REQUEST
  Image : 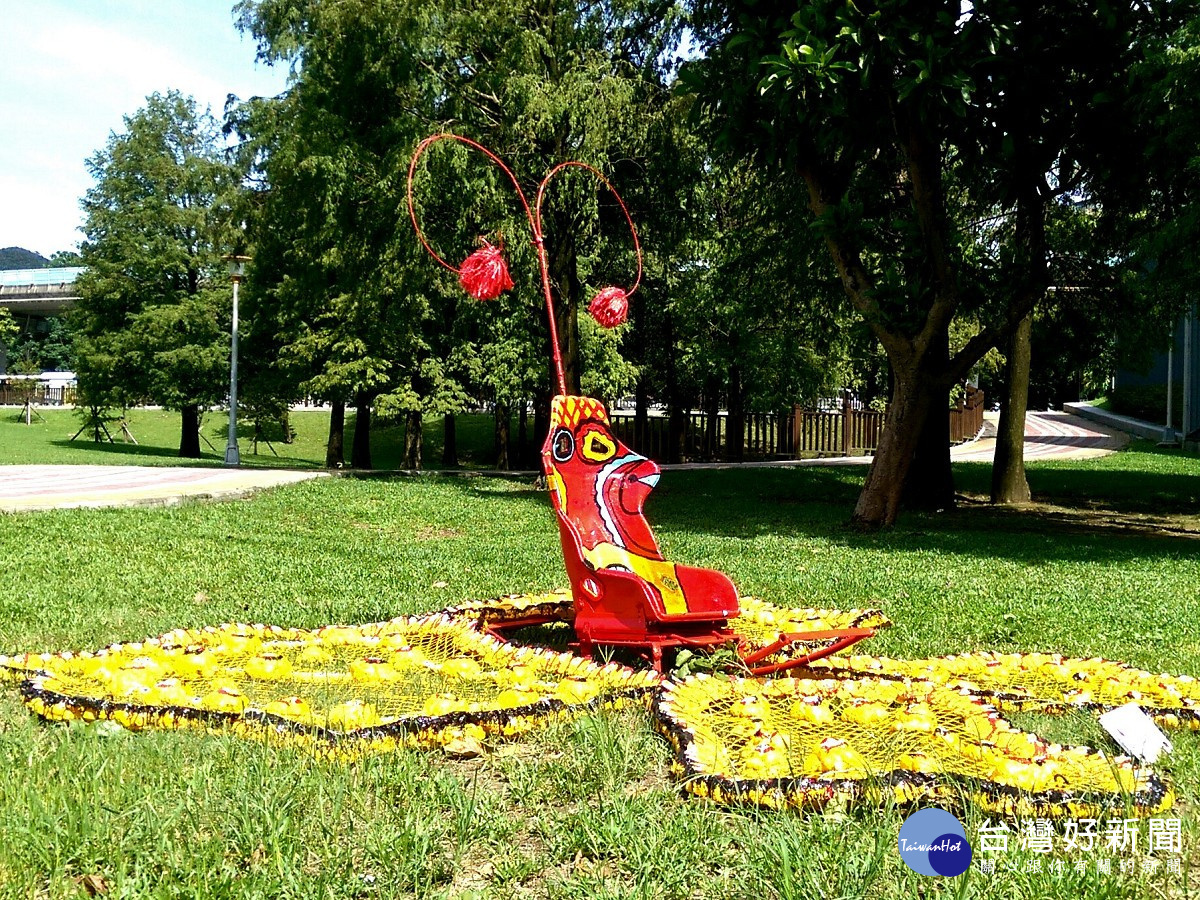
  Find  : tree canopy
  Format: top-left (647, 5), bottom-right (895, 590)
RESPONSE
top-left (685, 0), bottom-right (1195, 525)
top-left (73, 91), bottom-right (242, 457)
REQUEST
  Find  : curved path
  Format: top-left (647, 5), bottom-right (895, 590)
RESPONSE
top-left (950, 410), bottom-right (1127, 463)
top-left (0, 411), bottom-right (1127, 512)
top-left (0, 466), bottom-right (325, 513)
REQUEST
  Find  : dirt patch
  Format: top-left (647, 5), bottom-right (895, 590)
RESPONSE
top-left (956, 493), bottom-right (1200, 541)
top-left (415, 525), bottom-right (464, 541)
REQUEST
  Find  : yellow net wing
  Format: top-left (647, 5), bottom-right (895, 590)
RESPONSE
top-left (18, 614), bottom-right (659, 759)
top-left (654, 673), bottom-right (1172, 817)
top-left (442, 590), bottom-right (575, 628)
top-left (809, 652), bottom-right (1200, 730)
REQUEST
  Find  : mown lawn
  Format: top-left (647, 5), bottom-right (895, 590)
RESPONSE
top-left (0, 443), bottom-right (1197, 898)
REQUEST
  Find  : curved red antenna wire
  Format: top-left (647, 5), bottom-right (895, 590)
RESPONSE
top-left (408, 135), bottom-right (639, 396)
top-left (408, 133), bottom-right (567, 395)
top-left (406, 133), bottom-right (536, 274)
top-left (535, 161), bottom-right (643, 296)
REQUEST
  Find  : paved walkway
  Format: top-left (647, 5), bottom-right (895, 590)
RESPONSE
top-left (950, 410), bottom-right (1128, 463)
top-left (0, 410), bottom-right (1127, 512)
top-left (0, 466), bottom-right (326, 512)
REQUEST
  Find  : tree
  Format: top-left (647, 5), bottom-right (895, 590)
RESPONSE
top-left (688, 0), bottom-right (1191, 526)
top-left (236, 0), bottom-right (686, 470)
top-left (228, 16), bottom-right (436, 471)
top-left (0, 309), bottom-right (17, 359)
top-left (74, 91), bottom-right (241, 458)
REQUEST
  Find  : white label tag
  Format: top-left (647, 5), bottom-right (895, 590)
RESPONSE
top-left (1099, 703), bottom-right (1173, 763)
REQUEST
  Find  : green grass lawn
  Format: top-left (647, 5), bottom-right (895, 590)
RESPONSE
top-left (0, 444), bottom-right (1197, 897)
top-left (0, 406), bottom-right (512, 471)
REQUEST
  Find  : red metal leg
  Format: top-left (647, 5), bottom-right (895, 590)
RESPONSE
top-left (741, 628), bottom-right (876, 676)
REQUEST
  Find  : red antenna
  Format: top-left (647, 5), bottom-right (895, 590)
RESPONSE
top-left (407, 133), bottom-right (641, 397)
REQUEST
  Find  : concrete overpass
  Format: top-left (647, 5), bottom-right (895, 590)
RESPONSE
top-left (0, 267), bottom-right (83, 317)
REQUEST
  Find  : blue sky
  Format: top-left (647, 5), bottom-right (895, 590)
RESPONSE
top-left (0, 1), bottom-right (291, 259)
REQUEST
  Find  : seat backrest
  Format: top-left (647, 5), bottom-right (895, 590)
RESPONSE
top-left (541, 395), bottom-right (663, 561)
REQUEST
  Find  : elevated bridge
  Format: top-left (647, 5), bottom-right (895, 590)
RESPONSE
top-left (0, 267), bottom-right (83, 316)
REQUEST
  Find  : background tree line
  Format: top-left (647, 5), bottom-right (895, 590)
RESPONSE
top-left (63, 0), bottom-right (1200, 527)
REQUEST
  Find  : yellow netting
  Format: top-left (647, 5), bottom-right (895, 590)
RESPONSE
top-left (4, 596), bottom-right (1190, 818)
top-left (654, 673), bottom-right (1172, 817)
top-left (442, 590), bottom-right (576, 628)
top-left (14, 615), bottom-right (659, 758)
top-left (808, 652), bottom-right (1200, 730)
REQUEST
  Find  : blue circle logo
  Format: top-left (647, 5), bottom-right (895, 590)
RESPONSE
top-left (898, 808), bottom-right (972, 877)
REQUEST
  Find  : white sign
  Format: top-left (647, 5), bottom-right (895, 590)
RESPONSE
top-left (1099, 703), bottom-right (1173, 763)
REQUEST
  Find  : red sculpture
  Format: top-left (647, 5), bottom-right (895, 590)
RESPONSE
top-left (408, 133), bottom-right (874, 671)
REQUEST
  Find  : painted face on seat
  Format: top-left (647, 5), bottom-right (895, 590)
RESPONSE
top-left (543, 397), bottom-right (662, 559)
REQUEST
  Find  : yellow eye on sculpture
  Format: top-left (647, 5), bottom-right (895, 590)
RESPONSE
top-left (580, 428), bottom-right (616, 462)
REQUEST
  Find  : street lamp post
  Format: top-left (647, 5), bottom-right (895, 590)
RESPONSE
top-left (223, 255), bottom-right (251, 467)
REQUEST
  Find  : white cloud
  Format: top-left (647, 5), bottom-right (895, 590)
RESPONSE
top-left (0, 2), bottom-right (287, 257)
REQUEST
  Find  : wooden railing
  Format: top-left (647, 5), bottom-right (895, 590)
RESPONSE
top-left (0, 382), bottom-right (76, 407)
top-left (610, 388), bottom-right (984, 462)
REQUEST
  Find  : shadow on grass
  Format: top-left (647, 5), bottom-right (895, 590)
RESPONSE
top-left (334, 444), bottom-right (1200, 568)
top-left (48, 438), bottom-right (218, 464)
top-left (426, 461), bottom-right (1200, 565)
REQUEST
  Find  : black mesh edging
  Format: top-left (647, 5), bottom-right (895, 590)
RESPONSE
top-left (19, 678), bottom-right (659, 752)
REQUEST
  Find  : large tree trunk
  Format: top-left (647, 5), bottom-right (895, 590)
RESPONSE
top-left (179, 404), bottom-right (201, 459)
top-left (851, 372), bottom-right (936, 528)
top-left (494, 402), bottom-right (511, 470)
top-left (726, 366), bottom-right (745, 462)
top-left (351, 393), bottom-right (372, 469)
top-left (442, 412), bottom-right (458, 468)
top-left (635, 379), bottom-right (649, 453)
top-left (533, 393), bottom-right (549, 457)
top-left (325, 401), bottom-right (345, 468)
top-left (904, 383), bottom-right (955, 511)
top-left (704, 380), bottom-right (720, 461)
top-left (403, 409), bottom-right (423, 470)
top-left (550, 218), bottom-right (582, 394)
top-left (992, 310), bottom-right (1033, 503)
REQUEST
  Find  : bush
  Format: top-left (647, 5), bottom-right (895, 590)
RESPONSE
top-left (1109, 384), bottom-right (1183, 426)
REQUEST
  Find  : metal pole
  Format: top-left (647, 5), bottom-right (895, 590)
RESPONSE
top-left (1163, 337), bottom-right (1175, 444)
top-left (224, 274), bottom-right (241, 466)
top-left (1183, 307), bottom-right (1194, 445)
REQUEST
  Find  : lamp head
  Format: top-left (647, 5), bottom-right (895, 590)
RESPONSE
top-left (223, 254), bottom-right (252, 280)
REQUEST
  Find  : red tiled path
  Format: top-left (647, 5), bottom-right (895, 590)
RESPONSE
top-left (0, 465), bottom-right (326, 512)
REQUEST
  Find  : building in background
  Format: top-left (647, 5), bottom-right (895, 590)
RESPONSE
top-left (0, 267), bottom-right (82, 374)
top-left (1115, 306), bottom-right (1200, 448)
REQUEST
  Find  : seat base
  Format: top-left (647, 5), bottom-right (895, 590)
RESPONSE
top-left (574, 628), bottom-right (737, 672)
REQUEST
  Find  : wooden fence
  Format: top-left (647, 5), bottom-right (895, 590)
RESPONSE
top-left (610, 389), bottom-right (984, 462)
top-left (0, 381), bottom-right (76, 407)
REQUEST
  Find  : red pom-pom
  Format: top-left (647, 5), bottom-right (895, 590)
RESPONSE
top-left (588, 286), bottom-right (629, 328)
top-left (458, 242), bottom-right (514, 300)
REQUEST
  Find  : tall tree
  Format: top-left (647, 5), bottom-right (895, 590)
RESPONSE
top-left (74, 91), bottom-right (240, 457)
top-left (688, 0), bottom-right (1191, 526)
top-left (237, 0), bottom-right (684, 467)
